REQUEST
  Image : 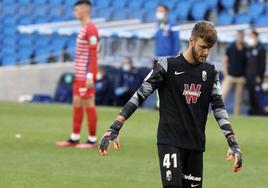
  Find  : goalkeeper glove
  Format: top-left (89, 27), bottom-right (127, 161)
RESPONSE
top-left (226, 135), bottom-right (242, 173)
top-left (99, 120), bottom-right (122, 156)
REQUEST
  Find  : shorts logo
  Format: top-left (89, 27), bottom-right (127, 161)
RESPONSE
top-left (202, 71), bottom-right (207, 81)
top-left (183, 84), bottom-right (202, 104)
top-left (182, 174), bottom-right (202, 182)
top-left (166, 170), bottom-right (172, 181)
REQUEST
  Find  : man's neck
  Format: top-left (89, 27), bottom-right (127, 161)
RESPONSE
top-left (183, 49), bottom-right (195, 65)
top-left (81, 16), bottom-right (90, 25)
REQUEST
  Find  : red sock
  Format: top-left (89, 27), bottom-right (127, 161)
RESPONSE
top-left (72, 107), bottom-right (84, 134)
top-left (86, 107), bottom-right (97, 136)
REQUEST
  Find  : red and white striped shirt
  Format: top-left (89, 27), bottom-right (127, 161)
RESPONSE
top-left (74, 21), bottom-right (99, 81)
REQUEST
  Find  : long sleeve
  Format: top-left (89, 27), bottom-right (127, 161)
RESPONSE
top-left (210, 69), bottom-right (235, 138)
top-left (119, 58), bottom-right (168, 120)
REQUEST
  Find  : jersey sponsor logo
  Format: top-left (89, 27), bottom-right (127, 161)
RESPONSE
top-left (166, 170), bottom-right (172, 181)
top-left (182, 174), bottom-right (202, 182)
top-left (175, 71), bottom-right (184, 75)
top-left (191, 183), bottom-right (200, 187)
top-left (202, 71), bottom-right (207, 81)
top-left (183, 84), bottom-right (202, 104)
top-left (89, 36), bottom-right (97, 45)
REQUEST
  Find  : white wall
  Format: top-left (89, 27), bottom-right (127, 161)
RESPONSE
top-left (0, 63), bottom-right (74, 101)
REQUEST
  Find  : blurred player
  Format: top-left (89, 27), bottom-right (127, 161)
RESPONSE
top-left (56, 0), bottom-right (99, 148)
top-left (99, 21), bottom-right (242, 188)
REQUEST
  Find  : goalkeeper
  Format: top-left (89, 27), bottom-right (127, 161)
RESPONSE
top-left (99, 21), bottom-right (242, 188)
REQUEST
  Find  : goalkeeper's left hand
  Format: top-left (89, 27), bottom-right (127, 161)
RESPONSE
top-left (226, 135), bottom-right (243, 173)
top-left (98, 120), bottom-right (122, 156)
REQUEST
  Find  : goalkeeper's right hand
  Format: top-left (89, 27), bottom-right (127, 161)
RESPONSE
top-left (98, 120), bottom-right (122, 156)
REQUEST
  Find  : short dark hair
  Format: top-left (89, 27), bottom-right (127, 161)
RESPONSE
top-left (191, 21), bottom-right (217, 48)
top-left (74, 0), bottom-right (91, 7)
top-left (157, 4), bottom-right (169, 12)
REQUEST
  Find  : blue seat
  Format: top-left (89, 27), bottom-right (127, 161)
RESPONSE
top-left (51, 37), bottom-right (67, 53)
top-left (220, 0), bottom-right (235, 9)
top-left (254, 14), bottom-right (268, 26)
top-left (97, 8), bottom-right (113, 20)
top-left (32, 5), bottom-right (47, 17)
top-left (32, 0), bottom-right (47, 4)
top-left (1, 4), bottom-right (17, 15)
top-left (2, 36), bottom-right (16, 47)
top-left (64, 0), bottom-right (75, 5)
top-left (162, 0), bottom-right (177, 11)
top-left (112, 9), bottom-right (129, 20)
top-left (2, 56), bottom-right (16, 66)
top-left (18, 16), bottom-right (33, 25)
top-left (176, 1), bottom-right (191, 21)
top-left (144, 0), bottom-right (159, 10)
top-left (18, 48), bottom-right (33, 64)
top-left (17, 0), bottom-right (31, 4)
top-left (96, 0), bottom-right (111, 8)
top-left (129, 9), bottom-right (146, 21)
top-left (34, 37), bottom-right (50, 48)
top-left (3, 16), bottom-right (17, 26)
top-left (49, 5), bottom-right (62, 18)
top-left (34, 16), bottom-right (49, 24)
top-left (18, 36), bottom-right (33, 47)
top-left (47, 0), bottom-right (62, 5)
top-left (234, 13), bottom-right (251, 24)
top-left (206, 0), bottom-right (218, 10)
top-left (127, 0), bottom-right (144, 9)
top-left (34, 48), bottom-right (51, 64)
top-left (145, 11), bottom-right (156, 22)
top-left (215, 11), bottom-right (233, 25)
top-left (191, 1), bottom-right (208, 20)
top-left (112, 0), bottom-right (128, 8)
top-left (49, 16), bottom-right (63, 22)
top-left (3, 27), bottom-right (16, 36)
top-left (2, 0), bottom-right (16, 3)
top-left (248, 2), bottom-right (265, 19)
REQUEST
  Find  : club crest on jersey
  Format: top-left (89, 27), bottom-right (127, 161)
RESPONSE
top-left (183, 84), bottom-right (202, 104)
top-left (202, 71), bottom-right (207, 81)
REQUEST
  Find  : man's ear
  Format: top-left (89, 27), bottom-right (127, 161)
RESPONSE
top-left (189, 37), bottom-right (195, 47)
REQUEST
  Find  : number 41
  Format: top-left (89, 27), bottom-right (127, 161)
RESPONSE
top-left (163, 153), bottom-right (177, 168)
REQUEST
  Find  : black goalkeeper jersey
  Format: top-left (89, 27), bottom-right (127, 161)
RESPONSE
top-left (156, 55), bottom-right (215, 151)
top-left (120, 54), bottom-right (234, 152)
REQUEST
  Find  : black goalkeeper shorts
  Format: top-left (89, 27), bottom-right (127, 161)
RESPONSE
top-left (158, 144), bottom-right (203, 188)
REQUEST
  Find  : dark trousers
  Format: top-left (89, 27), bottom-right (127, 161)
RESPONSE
top-left (246, 79), bottom-right (261, 115)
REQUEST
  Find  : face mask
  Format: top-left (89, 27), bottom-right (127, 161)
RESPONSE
top-left (262, 83), bottom-right (268, 91)
top-left (247, 37), bottom-right (257, 47)
top-left (97, 73), bottom-right (103, 80)
top-left (156, 12), bottom-right (165, 21)
top-left (122, 64), bottom-right (131, 72)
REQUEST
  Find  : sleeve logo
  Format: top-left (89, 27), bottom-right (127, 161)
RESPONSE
top-left (89, 36), bottom-right (98, 45)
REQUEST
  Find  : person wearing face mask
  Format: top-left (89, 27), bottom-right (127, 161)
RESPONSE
top-left (245, 30), bottom-right (266, 115)
top-left (155, 4), bottom-right (180, 58)
top-left (114, 57), bottom-right (141, 106)
top-left (221, 30), bottom-right (247, 115)
top-left (95, 67), bottom-right (111, 105)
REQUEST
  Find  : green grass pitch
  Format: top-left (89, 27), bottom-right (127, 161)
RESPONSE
top-left (0, 102), bottom-right (268, 188)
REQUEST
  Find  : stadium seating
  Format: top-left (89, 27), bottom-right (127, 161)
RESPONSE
top-left (215, 11), bottom-right (233, 25)
top-left (190, 1), bottom-right (208, 20)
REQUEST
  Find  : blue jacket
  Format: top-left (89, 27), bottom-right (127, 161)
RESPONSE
top-left (155, 20), bottom-right (180, 57)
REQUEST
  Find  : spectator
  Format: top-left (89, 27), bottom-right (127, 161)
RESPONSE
top-left (221, 30), bottom-right (247, 115)
top-left (95, 67), bottom-right (111, 105)
top-left (246, 30), bottom-right (266, 115)
top-left (114, 57), bottom-right (140, 106)
top-left (155, 4), bottom-right (180, 58)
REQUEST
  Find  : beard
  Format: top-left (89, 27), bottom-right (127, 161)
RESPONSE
top-left (191, 47), bottom-right (206, 64)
